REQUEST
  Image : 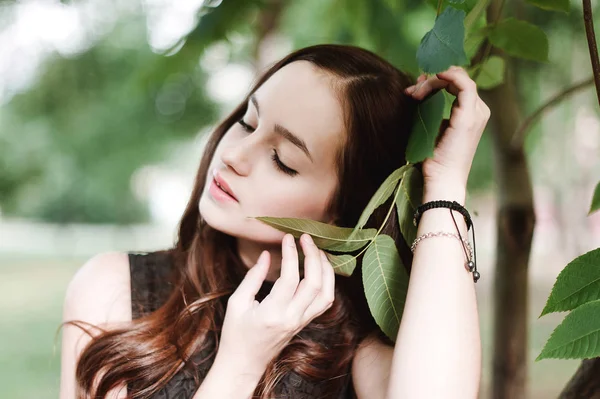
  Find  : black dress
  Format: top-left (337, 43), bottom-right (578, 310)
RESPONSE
top-left (128, 252), bottom-right (355, 398)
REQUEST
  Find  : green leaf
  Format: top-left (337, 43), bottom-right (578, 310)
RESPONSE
top-left (488, 18), bottom-right (549, 62)
top-left (442, 90), bottom-right (456, 120)
top-left (255, 217), bottom-right (377, 252)
top-left (464, 0), bottom-right (491, 33)
top-left (406, 91), bottom-right (446, 163)
top-left (326, 253), bottom-right (357, 277)
top-left (416, 7), bottom-right (468, 74)
top-left (362, 234), bottom-right (410, 342)
top-left (540, 248), bottom-right (600, 316)
top-left (353, 165), bottom-right (411, 231)
top-left (425, 0), bottom-right (469, 13)
top-left (473, 55), bottom-right (505, 89)
top-left (464, 27), bottom-right (487, 60)
top-left (383, 0), bottom-right (402, 11)
top-left (525, 0), bottom-right (570, 13)
top-left (537, 299), bottom-right (600, 360)
top-left (589, 181), bottom-right (600, 215)
top-left (396, 166), bottom-right (424, 245)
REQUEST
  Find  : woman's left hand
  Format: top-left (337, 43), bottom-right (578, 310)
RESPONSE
top-left (404, 66), bottom-right (491, 192)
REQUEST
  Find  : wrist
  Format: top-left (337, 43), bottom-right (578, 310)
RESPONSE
top-left (198, 355), bottom-right (263, 399)
top-left (422, 180), bottom-right (467, 204)
top-left (212, 351), bottom-right (266, 385)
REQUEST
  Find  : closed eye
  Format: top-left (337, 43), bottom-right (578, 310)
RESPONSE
top-left (236, 119), bottom-right (298, 176)
top-left (238, 119), bottom-right (254, 133)
top-left (271, 150), bottom-right (298, 176)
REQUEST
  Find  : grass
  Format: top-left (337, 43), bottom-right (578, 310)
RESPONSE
top-left (0, 255), bottom-right (583, 398)
top-left (1, 256), bottom-right (83, 399)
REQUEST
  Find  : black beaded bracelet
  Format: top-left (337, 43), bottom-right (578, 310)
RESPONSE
top-left (412, 200), bottom-right (480, 283)
top-left (413, 200), bottom-right (472, 230)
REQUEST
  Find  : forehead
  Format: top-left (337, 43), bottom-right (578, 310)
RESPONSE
top-left (252, 61), bottom-right (345, 165)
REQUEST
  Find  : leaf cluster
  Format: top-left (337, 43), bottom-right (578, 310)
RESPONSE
top-left (537, 183), bottom-right (600, 361)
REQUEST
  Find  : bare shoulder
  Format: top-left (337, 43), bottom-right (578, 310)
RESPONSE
top-left (352, 332), bottom-right (394, 399)
top-left (63, 252), bottom-right (132, 326)
top-left (60, 252), bottom-right (132, 399)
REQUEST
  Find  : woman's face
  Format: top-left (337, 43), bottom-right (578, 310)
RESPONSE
top-left (199, 61), bottom-right (345, 244)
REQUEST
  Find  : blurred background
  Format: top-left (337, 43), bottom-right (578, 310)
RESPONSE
top-left (1, 0), bottom-right (600, 397)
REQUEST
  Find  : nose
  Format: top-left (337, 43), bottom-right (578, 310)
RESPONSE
top-left (219, 137), bottom-right (255, 176)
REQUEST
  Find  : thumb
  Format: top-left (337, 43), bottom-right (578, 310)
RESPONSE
top-left (235, 251), bottom-right (270, 301)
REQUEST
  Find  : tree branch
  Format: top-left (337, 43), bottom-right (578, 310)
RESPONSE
top-left (510, 77), bottom-right (595, 148)
top-left (583, 0), bottom-right (600, 108)
top-left (556, 5), bottom-right (600, 397)
top-left (556, 4), bottom-right (600, 397)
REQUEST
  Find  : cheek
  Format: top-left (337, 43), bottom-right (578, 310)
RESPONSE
top-left (212, 131), bottom-right (236, 158)
top-left (256, 180), bottom-right (336, 221)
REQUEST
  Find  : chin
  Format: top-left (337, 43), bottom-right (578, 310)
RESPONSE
top-left (198, 194), bottom-right (285, 244)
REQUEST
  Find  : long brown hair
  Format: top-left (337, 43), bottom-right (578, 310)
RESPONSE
top-left (74, 44), bottom-right (418, 398)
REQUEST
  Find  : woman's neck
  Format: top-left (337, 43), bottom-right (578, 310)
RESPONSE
top-left (236, 237), bottom-right (284, 282)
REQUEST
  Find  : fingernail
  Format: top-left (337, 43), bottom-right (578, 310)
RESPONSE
top-left (258, 250), bottom-right (268, 264)
top-left (405, 86), bottom-right (415, 94)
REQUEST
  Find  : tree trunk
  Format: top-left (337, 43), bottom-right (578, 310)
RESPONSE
top-left (559, 358), bottom-right (600, 398)
top-left (482, 1), bottom-right (536, 394)
top-left (482, 62), bottom-right (535, 399)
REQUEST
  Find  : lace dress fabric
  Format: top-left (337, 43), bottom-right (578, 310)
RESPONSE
top-left (128, 252), bottom-right (355, 399)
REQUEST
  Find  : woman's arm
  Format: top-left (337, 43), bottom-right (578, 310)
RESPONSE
top-left (386, 67), bottom-right (488, 398)
top-left (352, 186), bottom-right (478, 399)
top-left (60, 252), bottom-right (132, 399)
top-left (353, 67), bottom-right (488, 399)
top-left (386, 184), bottom-right (481, 398)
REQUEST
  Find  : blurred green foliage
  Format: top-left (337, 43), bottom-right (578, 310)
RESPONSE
top-left (2, 0), bottom-right (598, 224)
top-left (1, 15), bottom-right (217, 223)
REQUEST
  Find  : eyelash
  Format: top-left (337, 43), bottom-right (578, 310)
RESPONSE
top-left (237, 119), bottom-right (298, 176)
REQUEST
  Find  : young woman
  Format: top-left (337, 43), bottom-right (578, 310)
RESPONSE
top-left (60, 44), bottom-right (489, 398)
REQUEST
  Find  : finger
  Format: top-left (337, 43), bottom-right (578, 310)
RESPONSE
top-left (269, 234), bottom-right (300, 302)
top-left (476, 98), bottom-right (491, 122)
top-left (407, 75), bottom-right (449, 100)
top-left (435, 67), bottom-right (477, 109)
top-left (289, 234), bottom-right (323, 315)
top-left (233, 250), bottom-right (270, 302)
top-left (302, 250), bottom-right (335, 322)
top-left (408, 67), bottom-right (479, 110)
top-left (435, 119), bottom-right (451, 147)
top-left (404, 74), bottom-right (430, 94)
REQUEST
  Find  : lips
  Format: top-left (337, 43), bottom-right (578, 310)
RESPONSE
top-left (212, 170), bottom-right (238, 201)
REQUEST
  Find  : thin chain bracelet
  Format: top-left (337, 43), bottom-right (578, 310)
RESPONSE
top-left (411, 231), bottom-right (475, 272)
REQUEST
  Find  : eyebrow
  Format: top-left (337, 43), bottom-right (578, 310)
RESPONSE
top-left (250, 95), bottom-right (314, 163)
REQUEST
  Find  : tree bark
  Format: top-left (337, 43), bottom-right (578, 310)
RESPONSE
top-left (559, 358), bottom-right (600, 398)
top-left (482, 3), bottom-right (535, 398)
top-left (482, 64), bottom-right (535, 399)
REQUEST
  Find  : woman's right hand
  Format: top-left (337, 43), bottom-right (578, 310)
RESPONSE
top-left (215, 233), bottom-right (335, 377)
